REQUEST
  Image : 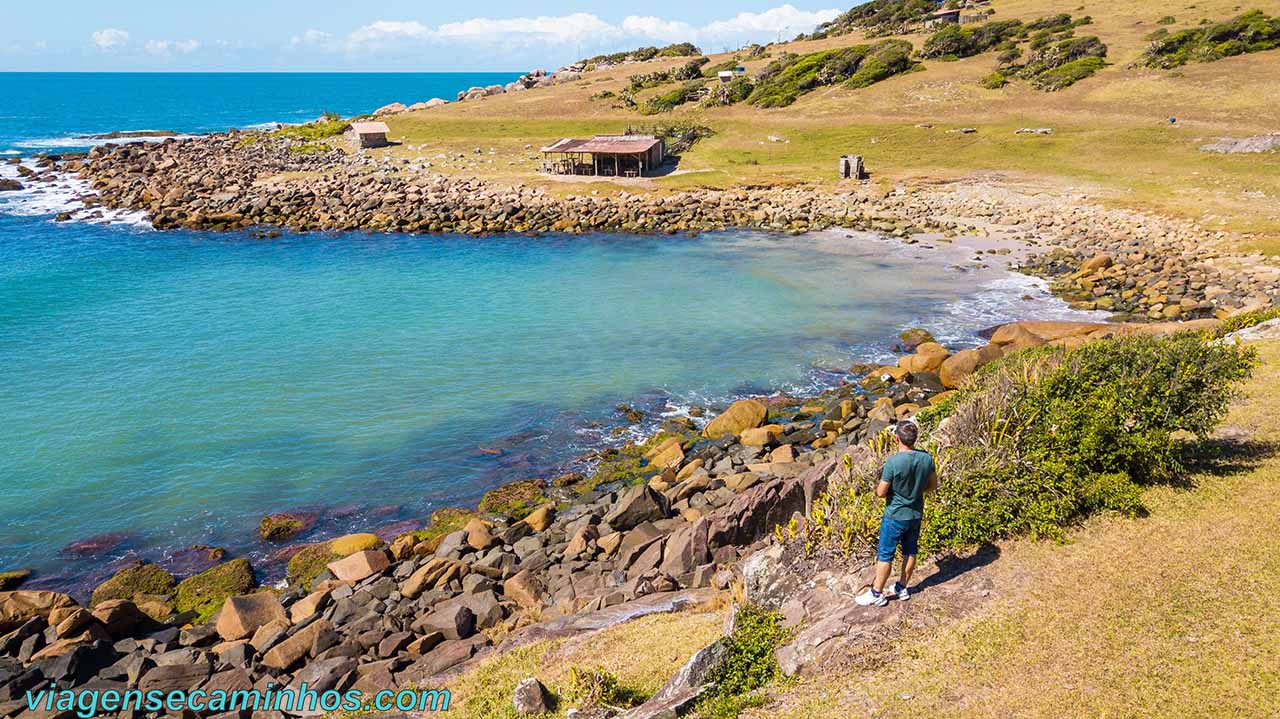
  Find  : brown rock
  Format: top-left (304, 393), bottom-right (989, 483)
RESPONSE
top-left (502, 570), bottom-right (545, 610)
top-left (0, 590), bottom-right (77, 633)
top-left (326, 549), bottom-right (390, 582)
top-left (215, 592), bottom-right (288, 641)
top-left (702, 399), bottom-right (767, 439)
top-left (261, 619), bottom-right (334, 670)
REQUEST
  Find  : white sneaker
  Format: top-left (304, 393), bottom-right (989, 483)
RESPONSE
top-left (890, 582), bottom-right (910, 601)
top-left (854, 587), bottom-right (888, 607)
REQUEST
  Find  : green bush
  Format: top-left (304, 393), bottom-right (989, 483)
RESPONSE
top-left (747, 40), bottom-right (916, 108)
top-left (1027, 56), bottom-right (1107, 90)
top-left (1143, 10), bottom-right (1280, 68)
top-left (698, 606), bottom-right (789, 716)
top-left (582, 42), bottom-right (701, 66)
top-left (980, 70), bottom-right (1010, 89)
top-left (641, 81), bottom-right (707, 114)
top-left (814, 0), bottom-right (943, 38)
top-left (1215, 307), bottom-right (1280, 336)
top-left (922, 20), bottom-right (1025, 59)
top-left (802, 332), bottom-right (1256, 558)
top-left (273, 112), bottom-right (346, 142)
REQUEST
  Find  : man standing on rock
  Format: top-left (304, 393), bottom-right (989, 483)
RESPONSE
top-left (855, 419), bottom-right (938, 607)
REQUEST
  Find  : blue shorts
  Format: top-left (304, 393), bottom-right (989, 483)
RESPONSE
top-left (877, 516), bottom-right (922, 562)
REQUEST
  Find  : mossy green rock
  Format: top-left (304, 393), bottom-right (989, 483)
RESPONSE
top-left (174, 558), bottom-right (256, 623)
top-left (286, 544), bottom-right (340, 592)
top-left (898, 327), bottom-right (937, 350)
top-left (476, 480), bottom-right (548, 520)
top-left (0, 569), bottom-right (32, 590)
top-left (259, 513), bottom-right (306, 541)
top-left (329, 533), bottom-right (383, 556)
top-left (90, 561), bottom-right (177, 608)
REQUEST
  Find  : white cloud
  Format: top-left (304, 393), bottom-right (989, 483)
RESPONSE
top-left (91, 28), bottom-right (130, 50)
top-left (145, 39), bottom-right (201, 56)
top-left (289, 29), bottom-right (335, 49)
top-left (620, 16), bottom-right (696, 42)
top-left (332, 4), bottom-right (841, 56)
top-left (347, 20), bottom-right (432, 49)
top-left (704, 4), bottom-right (841, 37)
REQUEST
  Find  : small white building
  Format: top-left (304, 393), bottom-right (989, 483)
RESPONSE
top-left (717, 67), bottom-right (747, 83)
top-left (345, 121), bottom-right (391, 149)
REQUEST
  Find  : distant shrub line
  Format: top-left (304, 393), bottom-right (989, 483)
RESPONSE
top-left (923, 13), bottom-right (1107, 91)
top-left (1142, 9), bottom-right (1280, 68)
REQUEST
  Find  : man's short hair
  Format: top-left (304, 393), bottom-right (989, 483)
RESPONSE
top-left (895, 419), bottom-right (919, 447)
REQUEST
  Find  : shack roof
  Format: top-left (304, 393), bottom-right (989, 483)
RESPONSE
top-left (348, 121), bottom-right (390, 135)
top-left (931, 7), bottom-right (961, 16)
top-left (542, 135), bottom-right (662, 155)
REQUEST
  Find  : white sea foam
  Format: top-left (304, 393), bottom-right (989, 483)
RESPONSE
top-left (0, 162), bottom-right (151, 227)
top-left (13, 132), bottom-right (197, 151)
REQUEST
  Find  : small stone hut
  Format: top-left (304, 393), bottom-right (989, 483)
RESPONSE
top-left (345, 121), bottom-right (391, 149)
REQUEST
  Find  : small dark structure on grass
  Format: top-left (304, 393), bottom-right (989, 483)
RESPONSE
top-left (345, 121), bottom-right (391, 149)
top-left (540, 134), bottom-right (666, 177)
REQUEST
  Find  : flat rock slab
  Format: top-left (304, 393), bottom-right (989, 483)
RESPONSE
top-left (497, 588), bottom-right (715, 652)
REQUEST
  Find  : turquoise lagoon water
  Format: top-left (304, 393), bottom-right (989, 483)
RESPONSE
top-left (0, 73), bottom-right (1101, 595)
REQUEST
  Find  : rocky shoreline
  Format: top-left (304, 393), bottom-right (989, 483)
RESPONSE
top-left (8, 128), bottom-right (1278, 321)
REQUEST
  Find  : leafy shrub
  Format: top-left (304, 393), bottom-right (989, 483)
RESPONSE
top-left (1214, 307), bottom-right (1280, 337)
top-left (673, 57), bottom-right (711, 81)
top-left (1143, 10), bottom-right (1280, 68)
top-left (813, 0), bottom-right (944, 38)
top-left (980, 70), bottom-right (1010, 89)
top-left (273, 112), bottom-right (346, 142)
top-left (640, 81), bottom-right (707, 114)
top-left (922, 20), bottom-right (1025, 59)
top-left (702, 77), bottom-right (755, 107)
top-left (582, 42), bottom-right (701, 66)
top-left (698, 606), bottom-right (789, 715)
top-left (1027, 56), bottom-right (1106, 91)
top-left (1158, 15), bottom-right (1178, 25)
top-left (801, 332), bottom-right (1256, 558)
top-left (747, 40), bottom-right (916, 108)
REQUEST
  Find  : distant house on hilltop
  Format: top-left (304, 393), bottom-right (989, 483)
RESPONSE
top-left (345, 121), bottom-right (390, 149)
top-left (717, 67), bottom-right (747, 83)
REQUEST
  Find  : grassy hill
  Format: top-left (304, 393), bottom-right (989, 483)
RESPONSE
top-left (377, 0), bottom-right (1280, 254)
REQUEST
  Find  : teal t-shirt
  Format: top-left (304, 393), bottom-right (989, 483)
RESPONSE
top-left (881, 449), bottom-right (934, 521)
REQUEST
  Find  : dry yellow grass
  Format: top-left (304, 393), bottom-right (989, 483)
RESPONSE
top-left (764, 339), bottom-right (1280, 719)
top-left (371, 0), bottom-right (1280, 253)
top-left (438, 607), bottom-right (726, 718)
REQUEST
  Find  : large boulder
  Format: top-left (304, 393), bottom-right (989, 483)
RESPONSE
top-left (373, 102), bottom-right (408, 116)
top-left (326, 549), bottom-right (390, 583)
top-left (0, 590), bottom-right (78, 632)
top-left (703, 399), bottom-right (768, 439)
top-left (604, 485), bottom-right (669, 531)
top-left (174, 558), bottom-right (255, 623)
top-left (90, 561), bottom-right (176, 608)
top-left (939, 344), bottom-right (1003, 389)
top-left (214, 592), bottom-right (287, 641)
top-left (478, 480), bottom-right (548, 520)
top-left (329, 533), bottom-right (383, 556)
top-left (259, 511), bottom-right (314, 541)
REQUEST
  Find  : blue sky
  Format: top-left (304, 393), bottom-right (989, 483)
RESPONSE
top-left (0, 1), bottom-right (848, 72)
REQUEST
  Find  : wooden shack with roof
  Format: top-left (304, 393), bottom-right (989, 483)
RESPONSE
top-left (540, 134), bottom-right (666, 177)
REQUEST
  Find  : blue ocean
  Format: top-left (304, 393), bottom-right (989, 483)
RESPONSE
top-left (0, 73), bottom-right (1099, 596)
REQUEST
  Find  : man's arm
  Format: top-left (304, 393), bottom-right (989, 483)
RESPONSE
top-left (875, 480), bottom-right (891, 498)
top-left (924, 469), bottom-right (939, 495)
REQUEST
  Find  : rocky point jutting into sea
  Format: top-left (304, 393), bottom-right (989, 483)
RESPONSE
top-left (2, 125), bottom-right (1280, 719)
top-left (11, 127), bottom-right (1280, 322)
